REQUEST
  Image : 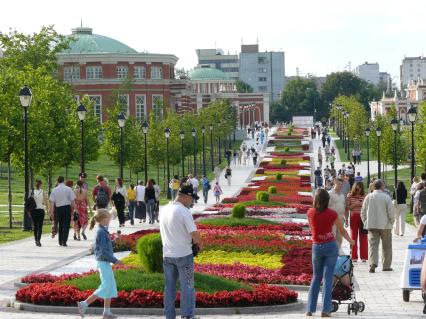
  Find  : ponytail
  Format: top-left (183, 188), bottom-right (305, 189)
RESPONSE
top-left (89, 208), bottom-right (111, 230)
top-left (89, 216), bottom-right (97, 230)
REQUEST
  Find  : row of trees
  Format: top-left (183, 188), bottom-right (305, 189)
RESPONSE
top-left (270, 72), bottom-right (382, 123)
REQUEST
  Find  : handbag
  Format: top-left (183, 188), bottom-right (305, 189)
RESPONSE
top-left (192, 241), bottom-right (200, 257)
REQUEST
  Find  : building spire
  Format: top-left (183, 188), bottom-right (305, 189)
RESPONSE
top-left (80, 18), bottom-right (83, 28)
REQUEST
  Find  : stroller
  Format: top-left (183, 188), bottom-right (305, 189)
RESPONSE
top-left (331, 255), bottom-right (365, 315)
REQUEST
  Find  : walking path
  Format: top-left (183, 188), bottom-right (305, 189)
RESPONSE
top-left (2, 129), bottom-right (424, 318)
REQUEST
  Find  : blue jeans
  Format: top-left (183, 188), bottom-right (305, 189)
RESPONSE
top-left (307, 240), bottom-right (338, 313)
top-left (146, 199), bottom-right (156, 223)
top-left (202, 187), bottom-right (209, 204)
top-left (172, 189), bottom-right (178, 201)
top-left (128, 201), bottom-right (136, 224)
top-left (163, 254), bottom-right (195, 319)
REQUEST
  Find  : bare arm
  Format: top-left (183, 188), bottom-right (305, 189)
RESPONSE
top-left (421, 257), bottom-right (426, 292)
top-left (191, 231), bottom-right (202, 250)
top-left (335, 218), bottom-right (354, 246)
top-left (415, 224), bottom-right (425, 242)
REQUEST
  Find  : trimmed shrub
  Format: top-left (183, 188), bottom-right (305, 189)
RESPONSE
top-left (268, 186), bottom-right (277, 194)
top-left (287, 132), bottom-right (292, 136)
top-left (256, 191), bottom-right (269, 202)
top-left (276, 173), bottom-right (283, 180)
top-left (280, 159), bottom-right (287, 166)
top-left (231, 204), bottom-right (246, 219)
top-left (284, 147), bottom-right (290, 152)
top-left (137, 233), bottom-right (163, 273)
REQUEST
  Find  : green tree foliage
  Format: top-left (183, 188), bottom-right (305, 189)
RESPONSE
top-left (235, 80), bottom-right (253, 93)
top-left (415, 102), bottom-right (426, 170)
top-left (321, 71), bottom-right (381, 109)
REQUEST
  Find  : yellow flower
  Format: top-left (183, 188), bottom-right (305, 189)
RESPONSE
top-left (195, 250), bottom-right (282, 269)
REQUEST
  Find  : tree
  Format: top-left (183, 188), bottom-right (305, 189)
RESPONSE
top-left (415, 102), bottom-right (426, 171)
top-left (235, 80), bottom-right (253, 93)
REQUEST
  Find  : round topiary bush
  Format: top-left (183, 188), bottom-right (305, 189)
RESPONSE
top-left (276, 173), bottom-right (283, 180)
top-left (268, 186), bottom-right (277, 194)
top-left (231, 204), bottom-right (246, 219)
top-left (284, 147), bottom-right (290, 152)
top-left (256, 191), bottom-right (270, 202)
top-left (137, 233), bottom-right (163, 273)
top-left (280, 159), bottom-right (287, 166)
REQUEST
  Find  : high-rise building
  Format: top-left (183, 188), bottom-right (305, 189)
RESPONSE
top-left (239, 44), bottom-right (285, 101)
top-left (196, 49), bottom-right (239, 80)
top-left (400, 56), bottom-right (426, 89)
top-left (353, 62), bottom-right (380, 85)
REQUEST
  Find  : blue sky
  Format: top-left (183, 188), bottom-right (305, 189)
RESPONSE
top-left (0, 0), bottom-right (423, 82)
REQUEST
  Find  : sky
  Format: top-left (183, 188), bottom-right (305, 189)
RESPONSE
top-left (1, 0), bottom-right (425, 82)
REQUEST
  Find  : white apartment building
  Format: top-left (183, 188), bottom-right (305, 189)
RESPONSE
top-left (400, 56), bottom-right (426, 89)
top-left (196, 49), bottom-right (239, 80)
top-left (353, 62), bottom-right (380, 85)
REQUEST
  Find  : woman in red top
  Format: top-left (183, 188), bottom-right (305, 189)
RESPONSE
top-left (347, 182), bottom-right (368, 262)
top-left (306, 189), bottom-right (354, 317)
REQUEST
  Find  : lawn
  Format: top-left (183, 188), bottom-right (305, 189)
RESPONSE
top-left (62, 269), bottom-right (251, 293)
top-left (333, 139), bottom-right (378, 162)
top-left (197, 217), bottom-right (278, 227)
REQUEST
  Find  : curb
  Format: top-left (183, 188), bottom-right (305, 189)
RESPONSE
top-left (14, 300), bottom-right (304, 315)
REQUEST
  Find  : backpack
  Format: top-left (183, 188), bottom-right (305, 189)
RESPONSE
top-left (96, 187), bottom-right (109, 208)
top-left (25, 191), bottom-right (37, 213)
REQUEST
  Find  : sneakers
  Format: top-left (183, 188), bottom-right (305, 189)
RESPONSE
top-left (77, 301), bottom-right (87, 318)
top-left (103, 313), bottom-right (118, 319)
top-left (369, 264), bottom-right (377, 273)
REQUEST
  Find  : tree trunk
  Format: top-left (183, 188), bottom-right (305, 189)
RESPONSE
top-left (48, 170), bottom-right (52, 195)
top-left (129, 168), bottom-right (132, 183)
top-left (65, 165), bottom-right (68, 181)
top-left (8, 156), bottom-right (13, 229)
top-left (156, 162), bottom-right (160, 191)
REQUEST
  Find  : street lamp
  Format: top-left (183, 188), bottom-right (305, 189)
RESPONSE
top-left (391, 118), bottom-right (399, 188)
top-left (164, 127), bottom-right (171, 199)
top-left (19, 85), bottom-right (33, 231)
top-left (209, 123), bottom-right (214, 171)
top-left (376, 127), bottom-right (382, 179)
top-left (344, 112), bottom-right (350, 161)
top-left (192, 128), bottom-right (197, 176)
top-left (342, 110), bottom-right (346, 153)
top-left (142, 121), bottom-right (149, 183)
top-left (180, 130), bottom-right (185, 176)
top-left (201, 125), bottom-right (206, 176)
top-left (217, 120), bottom-right (222, 164)
top-left (408, 106), bottom-right (417, 213)
top-left (77, 103), bottom-right (87, 175)
top-left (365, 128), bottom-right (371, 185)
top-left (117, 112), bottom-right (126, 179)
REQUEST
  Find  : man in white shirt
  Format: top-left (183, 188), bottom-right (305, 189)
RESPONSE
top-left (160, 184), bottom-right (202, 319)
top-left (328, 178), bottom-right (348, 246)
top-left (188, 175), bottom-right (199, 203)
top-left (49, 176), bottom-right (76, 247)
top-left (135, 180), bottom-right (146, 223)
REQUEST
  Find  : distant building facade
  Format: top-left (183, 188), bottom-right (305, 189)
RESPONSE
top-left (400, 56), bottom-right (426, 89)
top-left (354, 62), bottom-right (380, 85)
top-left (239, 44), bottom-right (285, 101)
top-left (196, 49), bottom-right (239, 80)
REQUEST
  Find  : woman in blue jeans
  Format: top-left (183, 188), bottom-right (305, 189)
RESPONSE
top-left (144, 180), bottom-right (157, 224)
top-left (306, 189), bottom-right (354, 317)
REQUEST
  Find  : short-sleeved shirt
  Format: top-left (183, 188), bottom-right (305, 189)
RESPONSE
top-left (49, 183), bottom-right (76, 208)
top-left (160, 201), bottom-right (197, 258)
top-left (307, 208), bottom-right (338, 244)
top-left (127, 188), bottom-right (136, 201)
top-left (135, 185), bottom-right (146, 202)
top-left (420, 215), bottom-right (426, 225)
top-left (347, 194), bottom-right (365, 214)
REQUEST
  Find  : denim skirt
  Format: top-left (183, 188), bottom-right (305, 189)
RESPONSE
top-left (94, 261), bottom-right (118, 299)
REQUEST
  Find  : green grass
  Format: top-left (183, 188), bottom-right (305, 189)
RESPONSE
top-left (239, 200), bottom-right (288, 207)
top-left (62, 269), bottom-right (251, 293)
top-left (405, 213), bottom-right (415, 226)
top-left (197, 217), bottom-right (278, 227)
top-left (334, 139), bottom-right (378, 162)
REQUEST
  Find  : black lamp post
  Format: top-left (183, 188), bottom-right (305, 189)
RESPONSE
top-left (217, 121), bottom-right (222, 164)
top-left (192, 128), bottom-right (197, 176)
top-left (342, 110), bottom-right (346, 152)
top-left (180, 130), bottom-right (185, 176)
top-left (201, 125), bottom-right (206, 176)
top-left (165, 128), bottom-right (171, 199)
top-left (77, 103), bottom-right (87, 175)
top-left (365, 128), bottom-right (371, 185)
top-left (209, 123), bottom-right (214, 171)
top-left (345, 112), bottom-right (350, 161)
top-left (142, 121), bottom-right (148, 183)
top-left (336, 105), bottom-right (342, 138)
top-left (19, 85), bottom-right (33, 231)
top-left (376, 127), bottom-right (382, 179)
top-left (408, 106), bottom-right (417, 213)
top-left (118, 112), bottom-right (126, 179)
top-left (391, 118), bottom-right (399, 188)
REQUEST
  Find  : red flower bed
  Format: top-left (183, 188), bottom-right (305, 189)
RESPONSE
top-left (16, 282), bottom-right (298, 308)
top-left (281, 247), bottom-right (312, 277)
top-left (112, 229), bottom-right (159, 252)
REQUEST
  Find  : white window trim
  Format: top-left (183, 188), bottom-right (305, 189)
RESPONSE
top-left (152, 94), bottom-right (164, 120)
top-left (86, 66), bottom-right (103, 79)
top-left (151, 66), bottom-right (163, 80)
top-left (118, 94), bottom-right (129, 116)
top-left (88, 95), bottom-right (102, 123)
top-left (135, 94), bottom-right (147, 121)
top-left (116, 65), bottom-right (129, 79)
top-left (134, 66), bottom-right (146, 79)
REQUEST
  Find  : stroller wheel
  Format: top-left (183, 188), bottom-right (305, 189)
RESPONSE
top-left (332, 301), bottom-right (339, 312)
top-left (358, 301), bottom-right (365, 312)
top-left (403, 290), bottom-right (410, 302)
top-left (347, 304), bottom-right (351, 315)
top-left (353, 302), bottom-right (359, 315)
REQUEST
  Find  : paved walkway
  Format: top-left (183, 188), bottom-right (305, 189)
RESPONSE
top-left (2, 129), bottom-right (425, 318)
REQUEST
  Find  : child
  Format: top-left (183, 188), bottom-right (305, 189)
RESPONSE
top-left (77, 209), bottom-right (122, 319)
top-left (213, 182), bottom-right (223, 203)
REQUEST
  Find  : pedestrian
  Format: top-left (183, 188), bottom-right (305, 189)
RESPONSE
top-left (341, 175), bottom-right (351, 197)
top-left (347, 182), bottom-right (368, 262)
top-left (233, 150), bottom-right (237, 165)
top-left (49, 176), bottom-right (76, 247)
top-left (77, 209), bottom-right (122, 319)
top-left (153, 179), bottom-right (161, 223)
top-left (127, 183), bottom-right (136, 225)
top-left (92, 175), bottom-right (112, 210)
top-left (159, 184), bottom-right (202, 319)
top-left (352, 149), bottom-right (356, 164)
top-left (79, 172), bottom-right (89, 190)
top-left (393, 181), bottom-right (408, 236)
top-left (242, 150), bottom-right (247, 166)
top-left (225, 166), bottom-right (232, 186)
top-left (169, 175), bottom-right (181, 200)
top-left (237, 149), bottom-right (242, 166)
top-left (354, 172), bottom-right (363, 183)
top-left (135, 180), bottom-right (146, 223)
top-left (314, 167), bottom-right (322, 189)
top-left (189, 175), bottom-right (199, 203)
top-left (73, 180), bottom-right (89, 241)
top-left (306, 189), bottom-right (354, 317)
top-left (416, 180), bottom-right (426, 226)
top-left (145, 179), bottom-right (156, 224)
top-left (325, 179), bottom-right (333, 191)
top-left (253, 151), bottom-right (258, 166)
top-left (414, 183), bottom-right (425, 226)
top-left (321, 134), bottom-right (326, 148)
top-left (328, 178), bottom-right (348, 247)
top-left (201, 175), bottom-right (210, 204)
top-left (329, 153), bottom-right (335, 170)
top-left (214, 166), bottom-right (222, 181)
top-left (213, 182), bottom-right (223, 203)
top-left (226, 150), bottom-right (232, 166)
top-left (330, 145), bottom-right (336, 155)
top-left (361, 179), bottom-right (395, 273)
top-left (311, 128), bottom-right (315, 139)
top-left (326, 135), bottom-right (331, 146)
top-left (318, 149), bottom-right (323, 168)
top-left (30, 179), bottom-right (48, 247)
top-left (411, 177), bottom-right (420, 198)
top-left (111, 177), bottom-right (128, 228)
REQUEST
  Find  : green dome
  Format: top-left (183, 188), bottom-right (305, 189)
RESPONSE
top-left (189, 67), bottom-right (230, 80)
top-left (62, 27), bottom-right (137, 54)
